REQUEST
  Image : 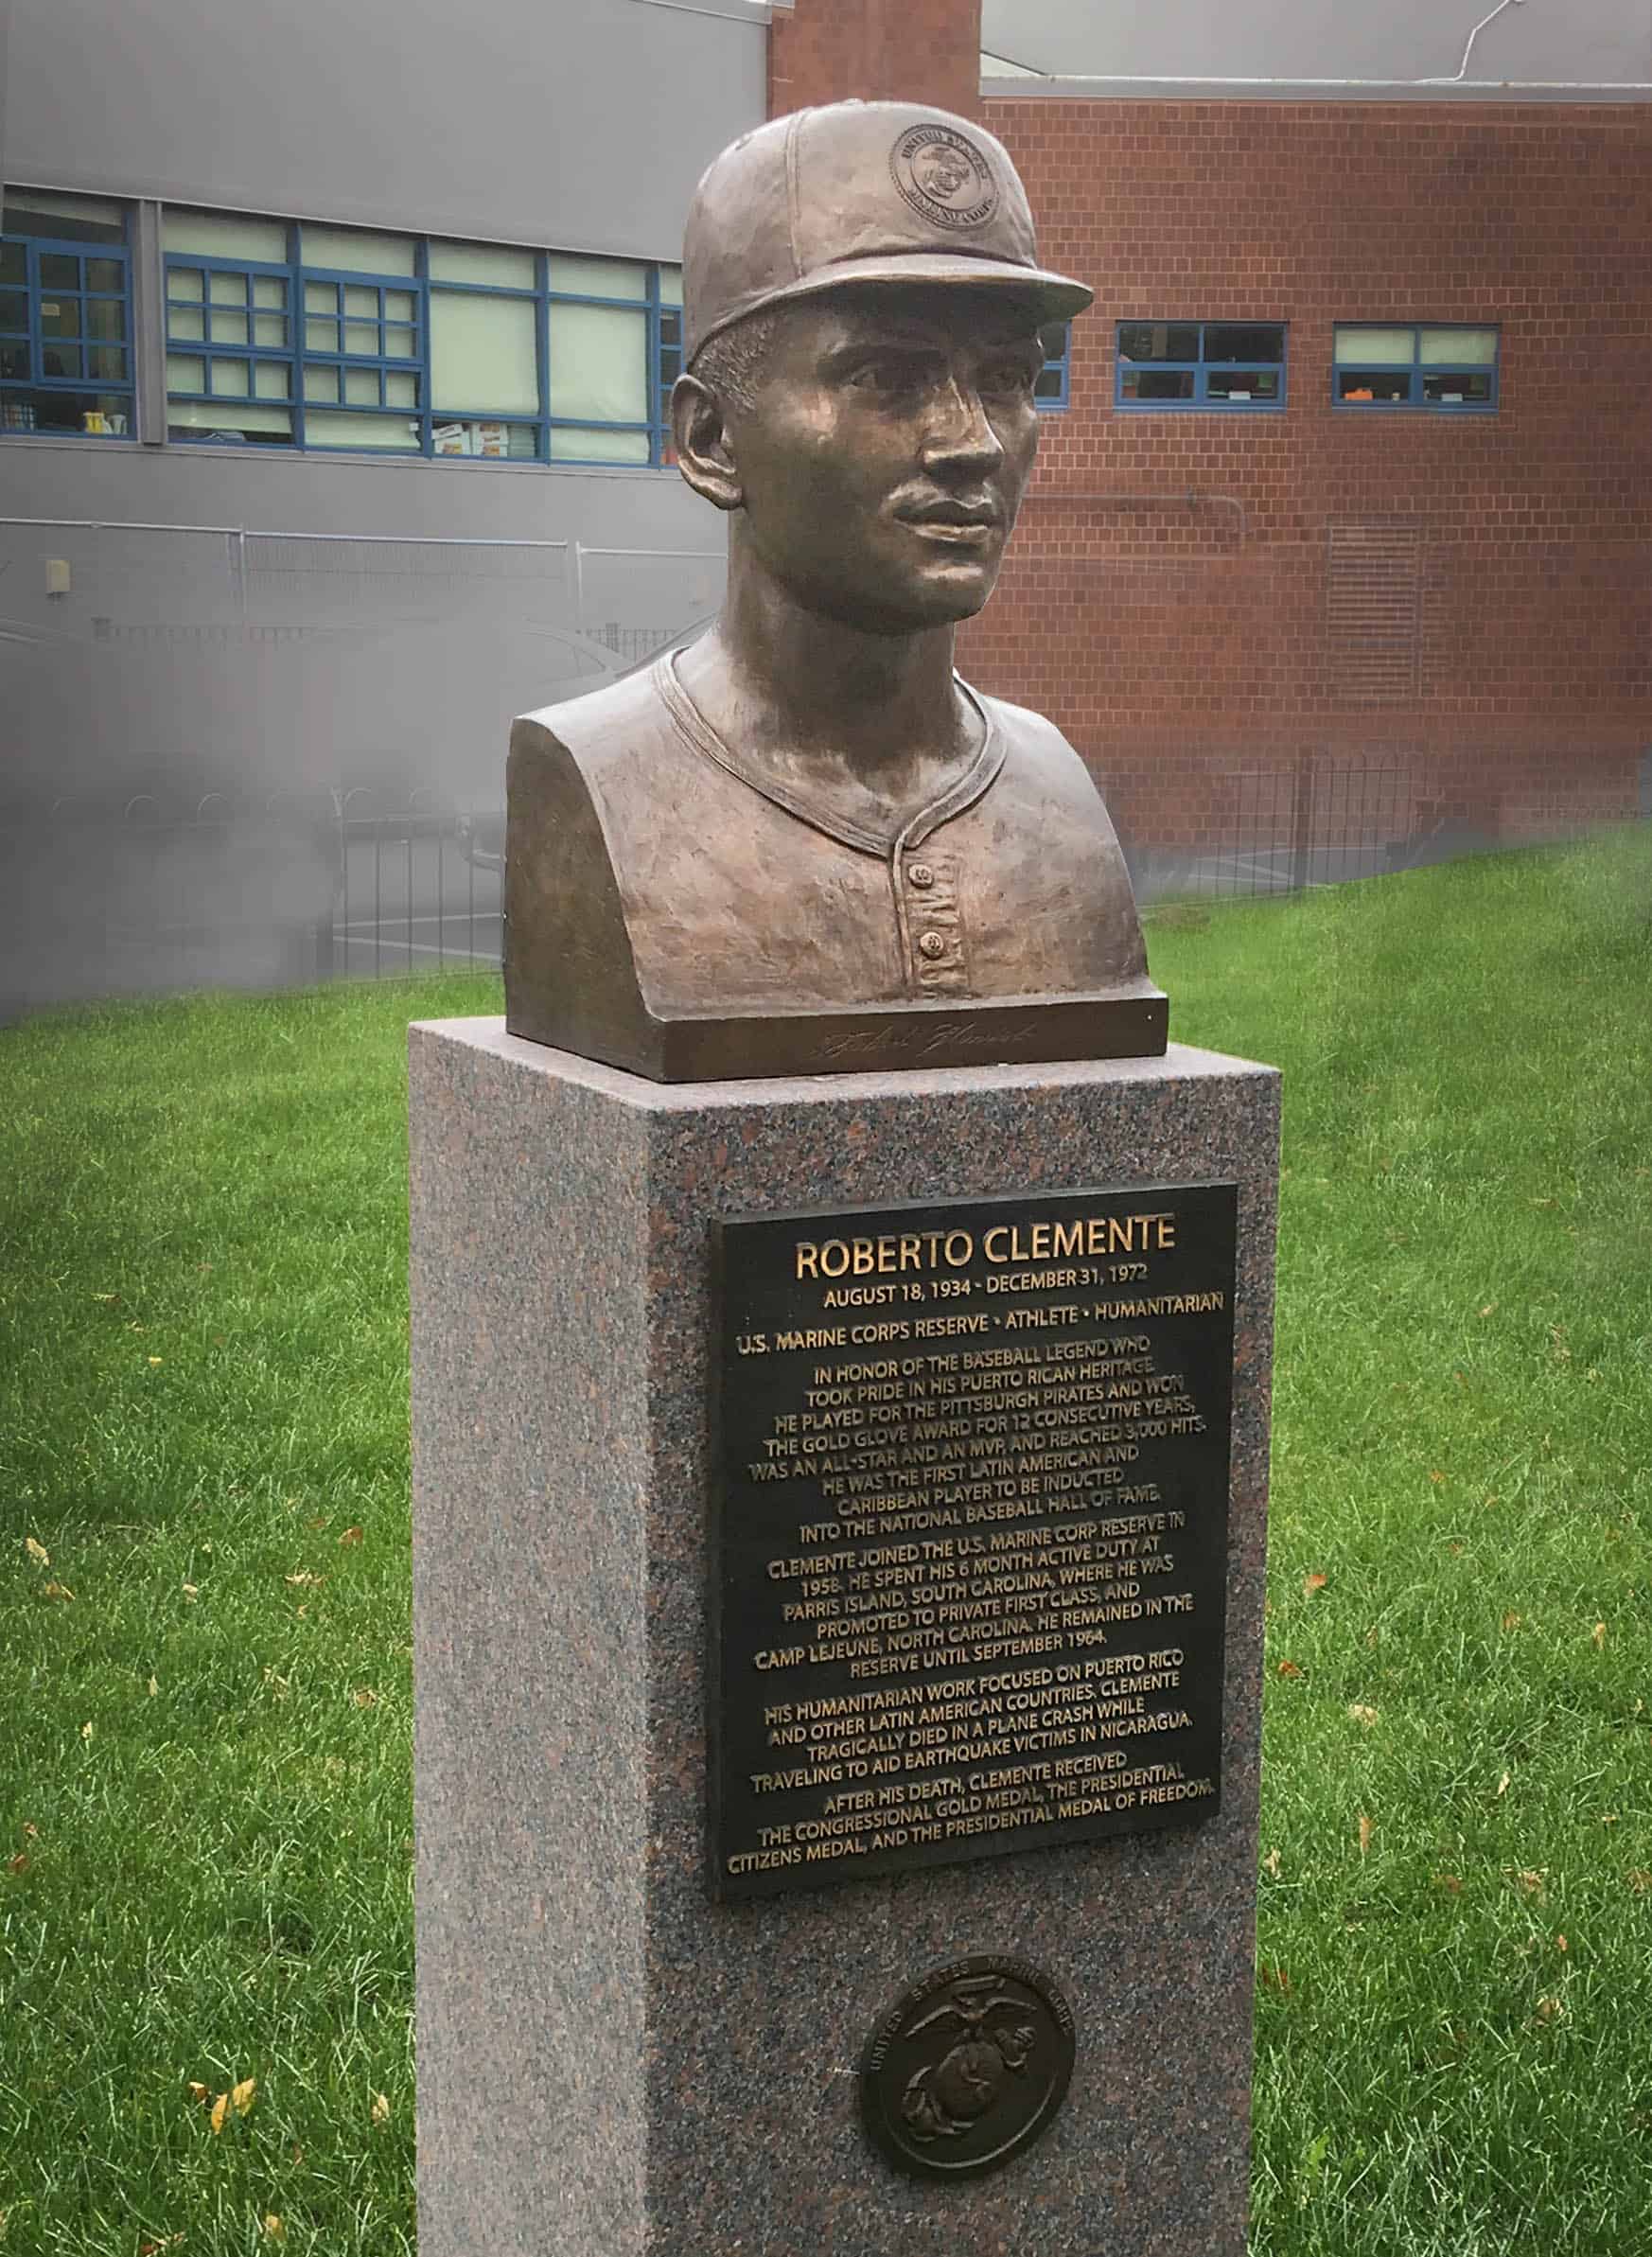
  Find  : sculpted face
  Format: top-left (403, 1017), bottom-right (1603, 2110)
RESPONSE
top-left (715, 285), bottom-right (1046, 636)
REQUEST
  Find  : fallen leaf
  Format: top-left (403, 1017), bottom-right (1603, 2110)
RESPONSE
top-left (8, 1854), bottom-right (29, 1875)
top-left (1262, 1846), bottom-right (1282, 1878)
top-left (93, 1292), bottom-right (120, 1304)
top-left (182, 1583), bottom-right (199, 1601)
top-left (1258, 1961), bottom-right (1291, 1993)
top-left (147, 1356), bottom-right (163, 1367)
top-left (353, 1687), bottom-right (378, 1709)
top-left (306, 1517), bottom-right (328, 1532)
top-left (338, 1526), bottom-right (363, 1548)
top-left (1364, 1626), bottom-right (1380, 1649)
top-left (1276, 1660), bottom-right (1305, 1680)
top-left (1303, 1571), bottom-right (1328, 1597)
top-left (25, 1537), bottom-right (48, 1567)
top-left (21, 1823), bottom-right (37, 1839)
top-left (1429, 1470), bottom-right (1447, 1486)
top-left (370, 2091), bottom-right (391, 2125)
top-left (231, 2076), bottom-right (256, 2118)
top-left (262, 2216), bottom-right (285, 2242)
top-left (1534, 1996), bottom-right (1566, 2023)
top-left (1502, 1612), bottom-right (1522, 1631)
top-left (1358, 1813), bottom-right (1373, 1856)
top-left (186, 2081), bottom-right (210, 2103)
top-left (1555, 1934), bottom-right (1569, 1953)
top-left (1591, 1621), bottom-right (1608, 1650)
top-left (1434, 1873), bottom-right (1464, 1896)
top-left (1479, 1303), bottom-right (1497, 1317)
top-left (1627, 1870), bottom-right (1652, 1893)
top-left (1347, 1703), bottom-right (1379, 1728)
top-left (1496, 1770), bottom-right (1511, 1797)
top-left (42, 1582), bottom-right (74, 1601)
top-left (1510, 1868), bottom-right (1547, 1899)
top-left (284, 1570), bottom-right (324, 1588)
top-left (148, 1676), bottom-right (158, 1698)
top-left (209, 2092), bottom-right (228, 2135)
top-left (79, 1721), bottom-right (93, 1742)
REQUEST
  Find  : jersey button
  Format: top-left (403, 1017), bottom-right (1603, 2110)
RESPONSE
top-left (906, 862), bottom-right (936, 889)
top-left (917, 931), bottom-right (947, 961)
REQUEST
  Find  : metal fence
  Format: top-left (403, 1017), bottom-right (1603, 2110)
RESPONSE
top-left (1135, 755), bottom-right (1427, 902)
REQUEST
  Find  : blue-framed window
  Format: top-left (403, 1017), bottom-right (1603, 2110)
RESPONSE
top-left (1035, 322), bottom-right (1070, 411)
top-left (1116, 321), bottom-right (1286, 411)
top-left (163, 208), bottom-right (682, 464)
top-left (1, 188), bottom-right (133, 437)
top-left (1334, 325), bottom-right (1498, 412)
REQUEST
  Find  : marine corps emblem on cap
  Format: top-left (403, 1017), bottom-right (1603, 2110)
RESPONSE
top-left (889, 123), bottom-right (1000, 233)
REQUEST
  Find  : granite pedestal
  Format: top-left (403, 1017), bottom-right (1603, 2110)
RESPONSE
top-left (409, 1020), bottom-right (1278, 2257)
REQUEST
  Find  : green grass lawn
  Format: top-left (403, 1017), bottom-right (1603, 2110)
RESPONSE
top-left (3, 835), bottom-right (1650, 2255)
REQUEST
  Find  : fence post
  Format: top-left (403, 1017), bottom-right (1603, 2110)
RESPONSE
top-left (1291, 753), bottom-right (1317, 893)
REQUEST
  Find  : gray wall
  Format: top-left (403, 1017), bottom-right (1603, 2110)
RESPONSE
top-left (982, 0), bottom-right (1652, 88)
top-left (5, 0), bottom-right (766, 255)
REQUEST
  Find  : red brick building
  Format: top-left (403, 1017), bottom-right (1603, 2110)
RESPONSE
top-left (770, 1), bottom-right (1652, 874)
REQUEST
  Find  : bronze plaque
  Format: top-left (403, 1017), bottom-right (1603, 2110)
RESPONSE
top-left (861, 1955), bottom-right (1075, 2180)
top-left (710, 1184), bottom-right (1238, 1899)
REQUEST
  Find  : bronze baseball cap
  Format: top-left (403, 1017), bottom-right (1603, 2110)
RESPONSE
top-left (682, 100), bottom-right (1094, 361)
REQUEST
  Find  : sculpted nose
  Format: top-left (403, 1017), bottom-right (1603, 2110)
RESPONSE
top-left (920, 376), bottom-right (1004, 478)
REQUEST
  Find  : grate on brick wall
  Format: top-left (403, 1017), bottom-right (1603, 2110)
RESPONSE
top-left (1327, 523), bottom-right (1423, 704)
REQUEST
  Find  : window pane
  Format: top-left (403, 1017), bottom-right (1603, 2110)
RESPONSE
top-left (1207, 368), bottom-right (1277, 400)
top-left (0, 290), bottom-right (26, 330)
top-left (1121, 368), bottom-right (1194, 401)
top-left (384, 323), bottom-right (418, 359)
top-left (1336, 326), bottom-right (1414, 365)
top-left (343, 285), bottom-right (378, 318)
top-left (41, 344), bottom-right (83, 379)
top-left (305, 280), bottom-right (339, 314)
top-left (343, 365), bottom-right (380, 403)
top-left (253, 312), bottom-right (288, 347)
top-left (1419, 326), bottom-right (1497, 366)
top-left (385, 370), bottom-right (418, 408)
top-left (169, 267), bottom-right (204, 302)
top-left (168, 307), bottom-right (205, 343)
top-left (253, 275), bottom-right (286, 309)
top-left (88, 344), bottom-right (127, 380)
top-left (384, 289), bottom-right (417, 325)
top-left (41, 254), bottom-right (79, 290)
top-left (210, 272), bottom-right (249, 306)
top-left (5, 190), bottom-right (125, 245)
top-left (169, 398), bottom-right (293, 441)
top-left (658, 265), bottom-right (683, 309)
top-left (0, 243), bottom-right (24, 287)
top-left (548, 254), bottom-right (646, 303)
top-left (304, 363), bottom-right (341, 401)
top-left (1034, 366), bottom-right (1064, 400)
top-left (165, 210), bottom-right (288, 260)
top-left (431, 290), bottom-right (538, 414)
top-left (86, 258), bottom-right (123, 292)
top-left (1337, 370), bottom-right (1410, 402)
top-left (1204, 324), bottom-right (1284, 363)
top-left (301, 224), bottom-right (415, 276)
top-left (41, 299), bottom-right (80, 338)
top-left (0, 343), bottom-right (28, 379)
top-left (306, 318), bottom-right (340, 352)
top-left (302, 407), bottom-right (421, 449)
top-left (549, 302), bottom-right (646, 422)
top-left (212, 309), bottom-right (250, 346)
top-left (549, 424), bottom-right (651, 463)
top-left (1118, 322), bottom-right (1199, 363)
top-left (87, 299), bottom-right (126, 341)
top-left (433, 417), bottom-right (538, 458)
top-left (209, 358), bottom-right (250, 397)
top-left (254, 361), bottom-right (290, 398)
top-left (167, 353), bottom-right (206, 392)
top-left (3, 388), bottom-right (129, 432)
top-left (429, 239), bottom-right (535, 289)
top-left (1422, 371), bottom-right (1493, 404)
top-left (343, 320), bottom-right (379, 355)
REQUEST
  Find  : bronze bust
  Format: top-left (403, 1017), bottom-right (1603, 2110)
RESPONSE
top-left (504, 100), bottom-right (1166, 1079)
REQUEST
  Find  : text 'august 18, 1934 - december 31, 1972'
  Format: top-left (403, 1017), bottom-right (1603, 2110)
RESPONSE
top-left (711, 1183), bottom-right (1239, 1899)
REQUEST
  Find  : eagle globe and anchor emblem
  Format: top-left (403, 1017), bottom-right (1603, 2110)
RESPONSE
top-left (860, 1955), bottom-right (1076, 2181)
top-left (889, 122), bottom-right (1001, 233)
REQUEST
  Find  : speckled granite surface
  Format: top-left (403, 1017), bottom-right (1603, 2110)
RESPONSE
top-left (410, 1022), bottom-right (1278, 2257)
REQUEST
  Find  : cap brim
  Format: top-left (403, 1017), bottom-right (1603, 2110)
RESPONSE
top-left (689, 255), bottom-right (1093, 361)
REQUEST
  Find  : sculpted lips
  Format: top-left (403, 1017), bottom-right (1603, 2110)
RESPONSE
top-left (894, 495), bottom-right (1004, 544)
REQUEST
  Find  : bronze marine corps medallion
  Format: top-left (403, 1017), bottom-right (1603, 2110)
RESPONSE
top-left (860, 1956), bottom-right (1075, 2180)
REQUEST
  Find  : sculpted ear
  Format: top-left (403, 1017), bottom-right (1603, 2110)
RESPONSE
top-left (671, 372), bottom-right (744, 513)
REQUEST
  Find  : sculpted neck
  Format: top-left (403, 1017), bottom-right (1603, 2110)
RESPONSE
top-left (677, 538), bottom-right (976, 792)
